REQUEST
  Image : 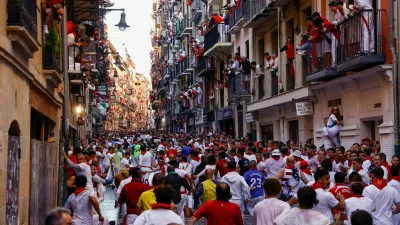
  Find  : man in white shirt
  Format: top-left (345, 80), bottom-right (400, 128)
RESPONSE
top-left (65, 176), bottom-right (104, 224)
top-left (347, 157), bottom-right (370, 185)
top-left (264, 149), bottom-right (286, 178)
top-left (121, 152), bottom-right (131, 169)
top-left (307, 145), bottom-right (320, 173)
top-left (138, 145), bottom-right (155, 183)
top-left (345, 182), bottom-right (374, 225)
top-left (363, 167), bottom-right (400, 225)
top-left (372, 154), bottom-right (389, 180)
top-left (288, 169), bottom-right (346, 221)
top-left (64, 152), bottom-right (95, 196)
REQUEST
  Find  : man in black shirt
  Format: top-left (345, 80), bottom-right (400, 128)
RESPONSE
top-left (240, 56), bottom-right (251, 93)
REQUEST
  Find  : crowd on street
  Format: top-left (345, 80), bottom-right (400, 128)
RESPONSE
top-left (44, 126), bottom-right (400, 225)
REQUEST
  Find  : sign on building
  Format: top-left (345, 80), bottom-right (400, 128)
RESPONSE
top-left (246, 112), bottom-right (258, 122)
top-left (296, 102), bottom-right (314, 116)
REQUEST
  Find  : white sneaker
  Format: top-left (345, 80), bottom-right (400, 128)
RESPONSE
top-left (43, 25), bottom-right (49, 34)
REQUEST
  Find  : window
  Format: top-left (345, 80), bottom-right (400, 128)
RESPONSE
top-left (262, 125), bottom-right (273, 143)
top-left (289, 120), bottom-right (299, 144)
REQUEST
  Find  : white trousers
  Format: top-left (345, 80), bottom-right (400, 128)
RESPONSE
top-left (229, 199), bottom-right (244, 213)
top-left (176, 194), bottom-right (188, 221)
top-left (126, 214), bottom-right (138, 225)
top-left (361, 11), bottom-right (375, 53)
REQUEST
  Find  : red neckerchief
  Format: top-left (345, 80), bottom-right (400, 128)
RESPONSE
top-left (272, 156), bottom-right (281, 161)
top-left (151, 203), bottom-right (172, 210)
top-left (286, 164), bottom-right (295, 170)
top-left (302, 168), bottom-right (312, 175)
top-left (329, 157), bottom-right (335, 162)
top-left (74, 187), bottom-right (86, 196)
top-left (246, 153), bottom-right (253, 156)
top-left (240, 156), bottom-right (247, 160)
top-left (341, 159), bottom-right (347, 164)
top-left (311, 182), bottom-right (325, 190)
top-left (339, 8), bottom-right (344, 16)
top-left (392, 176), bottom-right (400, 182)
top-left (191, 156), bottom-right (200, 161)
top-left (352, 194), bottom-right (363, 198)
top-left (355, 168), bottom-right (362, 172)
top-left (283, 152), bottom-right (290, 157)
top-left (310, 152), bottom-right (317, 158)
top-left (372, 178), bottom-right (387, 190)
top-left (257, 158), bottom-right (264, 164)
top-left (161, 165), bottom-right (166, 175)
top-left (141, 150), bottom-right (146, 155)
top-left (366, 156), bottom-right (371, 160)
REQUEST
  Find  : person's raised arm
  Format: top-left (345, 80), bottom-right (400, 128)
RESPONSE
top-left (90, 196), bottom-right (104, 222)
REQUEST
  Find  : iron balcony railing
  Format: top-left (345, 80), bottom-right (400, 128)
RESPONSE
top-left (246, 0), bottom-right (268, 22)
top-left (227, 73), bottom-right (251, 99)
top-left (180, 14), bottom-right (190, 32)
top-left (204, 24), bottom-right (230, 53)
top-left (228, 1), bottom-right (248, 30)
top-left (43, 5), bottom-right (62, 73)
top-left (196, 55), bottom-right (213, 74)
top-left (7, 0), bottom-right (38, 40)
top-left (337, 9), bottom-right (384, 64)
top-left (303, 31), bottom-right (336, 75)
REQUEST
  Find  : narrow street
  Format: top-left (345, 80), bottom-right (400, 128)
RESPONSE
top-left (100, 186), bottom-right (253, 225)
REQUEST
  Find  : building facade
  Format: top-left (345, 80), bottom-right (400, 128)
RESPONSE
top-left (151, 0), bottom-right (397, 159)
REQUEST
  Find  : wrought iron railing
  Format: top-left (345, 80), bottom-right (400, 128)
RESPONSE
top-left (228, 1), bottom-right (248, 30)
top-left (303, 32), bottom-right (335, 75)
top-left (180, 14), bottom-right (190, 32)
top-left (43, 5), bottom-right (62, 73)
top-left (337, 9), bottom-right (384, 64)
top-left (197, 55), bottom-right (213, 73)
top-left (7, 0), bottom-right (38, 40)
top-left (204, 24), bottom-right (230, 53)
top-left (246, 0), bottom-right (268, 22)
top-left (227, 73), bottom-right (251, 99)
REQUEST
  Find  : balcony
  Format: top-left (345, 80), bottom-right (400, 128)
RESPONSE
top-left (43, 6), bottom-right (62, 87)
top-left (204, 24), bottom-right (233, 60)
top-left (197, 55), bottom-right (215, 77)
top-left (180, 14), bottom-right (192, 38)
top-left (191, 0), bottom-right (203, 22)
top-left (228, 2), bottom-right (247, 34)
top-left (336, 10), bottom-right (386, 72)
top-left (227, 73), bottom-right (251, 102)
top-left (183, 55), bottom-right (194, 75)
top-left (243, 0), bottom-right (277, 28)
top-left (273, 0), bottom-right (292, 7)
top-left (304, 33), bottom-right (343, 82)
top-left (7, 0), bottom-right (39, 58)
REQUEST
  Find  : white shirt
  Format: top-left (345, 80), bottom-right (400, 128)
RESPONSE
top-left (308, 155), bottom-right (319, 173)
top-left (274, 207), bottom-right (330, 225)
top-left (253, 198), bottom-right (290, 225)
top-left (264, 158), bottom-right (286, 178)
top-left (139, 151), bottom-right (153, 168)
top-left (179, 162), bottom-right (193, 175)
top-left (244, 153), bottom-right (257, 162)
top-left (66, 159), bottom-right (95, 195)
top-left (333, 160), bottom-right (349, 173)
top-left (362, 159), bottom-right (371, 171)
top-left (133, 208), bottom-right (183, 225)
top-left (347, 168), bottom-right (370, 185)
top-left (381, 165), bottom-right (389, 180)
top-left (104, 153), bottom-right (114, 166)
top-left (157, 144), bottom-right (165, 152)
top-left (363, 185), bottom-right (400, 225)
top-left (65, 190), bottom-right (93, 225)
top-left (294, 188), bottom-right (338, 221)
top-left (189, 159), bottom-right (201, 172)
top-left (345, 197), bottom-right (374, 225)
top-left (121, 158), bottom-right (130, 169)
top-left (388, 179), bottom-right (400, 224)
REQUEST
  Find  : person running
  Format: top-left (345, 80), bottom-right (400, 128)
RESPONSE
top-left (264, 149), bottom-right (286, 178)
top-left (220, 161), bottom-right (251, 212)
top-left (244, 160), bottom-right (265, 215)
top-left (194, 168), bottom-right (218, 209)
top-left (345, 182), bottom-right (374, 225)
top-left (118, 168), bottom-right (151, 224)
top-left (188, 182), bottom-right (244, 225)
top-left (362, 167), bottom-right (400, 225)
top-left (288, 168), bottom-right (346, 221)
top-left (252, 178), bottom-right (290, 225)
top-left (133, 184), bottom-right (183, 225)
top-left (65, 176), bottom-right (104, 224)
top-left (64, 152), bottom-right (95, 195)
top-left (137, 173), bottom-right (166, 213)
top-left (138, 144), bottom-right (154, 183)
top-left (274, 186), bottom-right (330, 225)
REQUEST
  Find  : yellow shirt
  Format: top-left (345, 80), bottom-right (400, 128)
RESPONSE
top-left (137, 188), bottom-right (156, 212)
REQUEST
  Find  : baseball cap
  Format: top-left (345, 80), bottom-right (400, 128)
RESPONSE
top-left (292, 150), bottom-right (302, 158)
top-left (271, 149), bottom-right (281, 156)
top-left (300, 160), bottom-right (309, 168)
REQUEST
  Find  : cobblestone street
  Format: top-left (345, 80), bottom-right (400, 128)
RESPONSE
top-left (100, 186), bottom-right (253, 225)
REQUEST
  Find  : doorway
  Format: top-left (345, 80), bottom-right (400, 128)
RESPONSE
top-left (289, 120), bottom-right (299, 144)
top-left (261, 124), bottom-right (274, 143)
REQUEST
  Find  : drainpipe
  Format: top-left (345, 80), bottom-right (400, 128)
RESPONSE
top-left (59, 2), bottom-right (69, 206)
top-left (390, 0), bottom-right (400, 155)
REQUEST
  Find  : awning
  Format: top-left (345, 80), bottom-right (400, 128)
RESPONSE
top-left (204, 42), bottom-right (233, 61)
top-left (247, 86), bottom-right (311, 112)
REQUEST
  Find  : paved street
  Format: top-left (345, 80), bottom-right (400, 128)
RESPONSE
top-left (100, 186), bottom-right (253, 225)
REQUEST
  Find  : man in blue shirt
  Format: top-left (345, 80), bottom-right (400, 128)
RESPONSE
top-left (244, 160), bottom-right (265, 215)
top-left (181, 142), bottom-right (193, 157)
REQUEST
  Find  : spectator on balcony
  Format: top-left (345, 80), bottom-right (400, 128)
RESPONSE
top-left (312, 12), bottom-right (338, 68)
top-left (239, 56), bottom-right (251, 93)
top-left (350, 0), bottom-right (375, 54)
top-left (280, 37), bottom-right (295, 78)
top-left (231, 53), bottom-right (241, 73)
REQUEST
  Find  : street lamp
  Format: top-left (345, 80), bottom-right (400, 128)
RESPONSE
top-left (116, 11), bottom-right (130, 31)
top-left (76, 105), bottom-right (83, 114)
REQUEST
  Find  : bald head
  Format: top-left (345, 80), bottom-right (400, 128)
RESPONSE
top-left (91, 157), bottom-right (99, 166)
top-left (216, 182), bottom-right (231, 201)
top-left (152, 173), bottom-right (165, 186)
top-left (205, 169), bottom-right (214, 179)
top-left (286, 155), bottom-right (295, 165)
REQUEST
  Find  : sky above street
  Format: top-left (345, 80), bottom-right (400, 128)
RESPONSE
top-left (106, 0), bottom-right (153, 75)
